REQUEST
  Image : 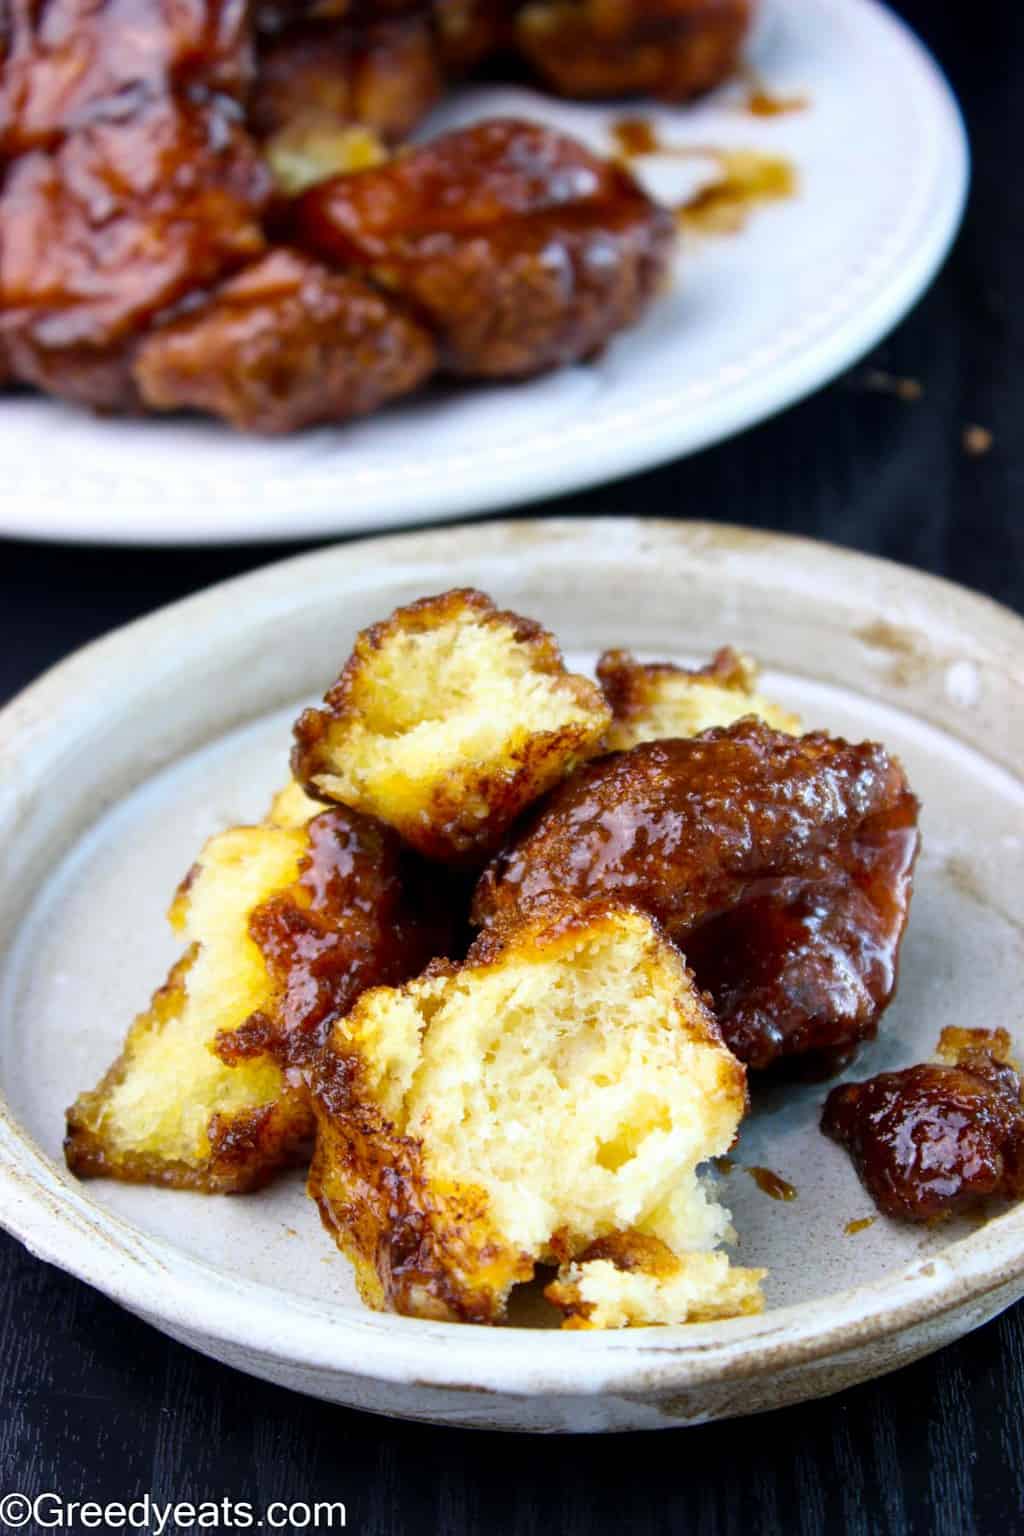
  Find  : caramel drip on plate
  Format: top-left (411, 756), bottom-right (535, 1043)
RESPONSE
top-left (747, 1166), bottom-right (797, 1201)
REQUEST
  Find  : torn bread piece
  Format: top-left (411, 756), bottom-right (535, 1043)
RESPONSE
top-left (597, 646), bottom-right (800, 751)
top-left (65, 802), bottom-right (460, 1191)
top-left (291, 588), bottom-right (611, 863)
top-left (546, 1230), bottom-right (763, 1328)
top-left (65, 823), bottom-right (315, 1192)
top-left (308, 901), bottom-right (763, 1325)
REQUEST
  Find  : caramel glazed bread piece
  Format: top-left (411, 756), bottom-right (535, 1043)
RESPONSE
top-left (475, 718), bottom-right (921, 1074)
top-left (65, 782), bottom-right (462, 1192)
top-left (308, 900), bottom-right (764, 1327)
top-left (292, 587), bottom-right (612, 863)
top-left (822, 1027), bottom-right (1024, 1223)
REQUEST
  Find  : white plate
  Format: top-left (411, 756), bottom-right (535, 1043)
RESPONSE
top-left (1, 519), bottom-right (1022, 1432)
top-left (0, 0), bottom-right (967, 547)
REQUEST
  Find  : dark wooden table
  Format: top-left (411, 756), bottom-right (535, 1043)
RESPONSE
top-left (1, 3), bottom-right (1020, 1531)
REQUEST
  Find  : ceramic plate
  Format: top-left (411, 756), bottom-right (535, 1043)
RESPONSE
top-left (0, 0), bottom-right (968, 547)
top-left (1, 518), bottom-right (1022, 1432)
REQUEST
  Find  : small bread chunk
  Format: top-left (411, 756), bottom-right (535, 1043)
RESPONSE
top-left (308, 902), bottom-right (762, 1325)
top-left (597, 646), bottom-right (800, 751)
top-left (65, 823), bottom-right (315, 1193)
top-left (545, 1231), bottom-right (763, 1329)
top-left (292, 589), bottom-right (611, 863)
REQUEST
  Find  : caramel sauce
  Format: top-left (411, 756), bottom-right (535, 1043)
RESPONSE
top-left (742, 66), bottom-right (808, 118)
top-left (611, 117), bottom-right (661, 158)
top-left (844, 1216), bottom-right (875, 1236)
top-left (677, 150), bottom-right (797, 236)
top-left (747, 1166), bottom-right (797, 1201)
top-left (608, 115), bottom-right (797, 238)
top-left (747, 89), bottom-right (808, 117)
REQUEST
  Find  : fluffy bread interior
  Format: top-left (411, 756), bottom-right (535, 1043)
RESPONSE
top-left (310, 903), bottom-right (763, 1324)
top-left (292, 589), bottom-right (610, 860)
top-left (546, 1246), bottom-right (763, 1329)
top-left (65, 824), bottom-right (313, 1189)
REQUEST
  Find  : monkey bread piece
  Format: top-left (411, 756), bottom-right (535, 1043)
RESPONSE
top-left (65, 822), bottom-right (315, 1193)
top-left (597, 646), bottom-right (800, 751)
top-left (474, 719), bottom-right (920, 1072)
top-left (822, 1028), bottom-right (1024, 1224)
top-left (0, 93), bottom-right (271, 410)
top-left (546, 1230), bottom-right (763, 1328)
top-left (516, 0), bottom-right (754, 102)
top-left (134, 249), bottom-right (437, 433)
top-left (251, 13), bottom-right (444, 151)
top-left (292, 588), bottom-right (611, 863)
top-left (296, 118), bottom-right (675, 378)
top-left (308, 902), bottom-right (763, 1324)
top-left (475, 720), bottom-right (916, 939)
top-left (0, 0), bottom-right (254, 157)
top-left (64, 798), bottom-right (460, 1190)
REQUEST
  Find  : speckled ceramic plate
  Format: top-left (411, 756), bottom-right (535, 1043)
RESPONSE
top-left (1, 519), bottom-right (1021, 1432)
top-left (0, 0), bottom-right (968, 546)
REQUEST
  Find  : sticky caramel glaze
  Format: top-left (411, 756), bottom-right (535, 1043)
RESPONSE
top-left (475, 721), bottom-right (918, 1059)
top-left (677, 149), bottom-right (796, 235)
top-left (741, 66), bottom-right (809, 118)
top-left (611, 117), bottom-right (660, 158)
top-left (216, 806), bottom-right (467, 1073)
top-left (747, 88), bottom-right (807, 117)
top-left (294, 118), bottom-right (675, 379)
top-left (308, 1031), bottom-right (531, 1322)
top-left (823, 1029), bottom-right (1024, 1222)
top-left (746, 1166), bottom-right (796, 1201)
top-left (684, 795), bottom-right (920, 1069)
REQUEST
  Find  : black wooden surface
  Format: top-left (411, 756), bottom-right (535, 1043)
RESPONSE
top-left (1, 2), bottom-right (1020, 1530)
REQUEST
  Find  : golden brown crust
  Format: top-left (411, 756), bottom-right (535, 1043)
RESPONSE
top-left (134, 248), bottom-right (436, 432)
top-left (516, 0), bottom-right (753, 102)
top-left (599, 644), bottom-right (757, 712)
top-left (295, 118), bottom-right (675, 378)
top-left (309, 1046), bottom-right (532, 1318)
top-left (64, 952), bottom-right (314, 1193)
top-left (596, 645), bottom-right (800, 750)
top-left (292, 587), bottom-right (611, 864)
